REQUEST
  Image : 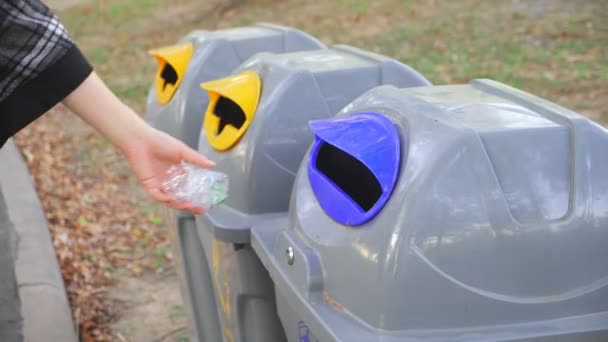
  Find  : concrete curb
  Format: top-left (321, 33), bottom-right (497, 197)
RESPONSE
top-left (0, 139), bottom-right (78, 342)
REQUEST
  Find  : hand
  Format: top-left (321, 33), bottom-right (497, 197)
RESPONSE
top-left (60, 73), bottom-right (215, 213)
top-left (120, 126), bottom-right (215, 214)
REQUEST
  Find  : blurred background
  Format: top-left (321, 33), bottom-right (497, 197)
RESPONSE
top-left (15, 0), bottom-right (607, 341)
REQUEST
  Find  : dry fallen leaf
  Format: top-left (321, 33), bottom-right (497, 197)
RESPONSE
top-left (15, 107), bottom-right (173, 341)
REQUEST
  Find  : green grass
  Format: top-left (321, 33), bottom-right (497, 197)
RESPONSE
top-left (153, 246), bottom-right (170, 272)
top-left (107, 0), bottom-right (158, 21)
top-left (88, 47), bottom-right (109, 65)
top-left (62, 0), bottom-right (169, 37)
top-left (176, 333), bottom-right (189, 342)
top-left (358, 2), bottom-right (604, 94)
top-left (149, 215), bottom-right (163, 225)
top-left (340, 0), bottom-right (371, 16)
top-left (59, 0), bottom-right (608, 123)
top-left (168, 304), bottom-right (185, 325)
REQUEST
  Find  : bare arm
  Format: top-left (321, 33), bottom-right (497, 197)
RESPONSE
top-left (62, 72), bottom-right (214, 214)
top-left (61, 72), bottom-right (151, 150)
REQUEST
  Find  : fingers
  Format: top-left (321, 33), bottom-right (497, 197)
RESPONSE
top-left (189, 207), bottom-right (205, 215)
top-left (148, 187), bottom-right (188, 209)
top-left (149, 187), bottom-right (206, 214)
top-left (166, 200), bottom-right (206, 215)
top-left (149, 187), bottom-right (174, 203)
top-left (181, 144), bottom-right (215, 169)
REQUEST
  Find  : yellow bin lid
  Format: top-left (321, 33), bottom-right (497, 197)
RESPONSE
top-left (149, 42), bottom-right (194, 105)
top-left (201, 71), bottom-right (261, 151)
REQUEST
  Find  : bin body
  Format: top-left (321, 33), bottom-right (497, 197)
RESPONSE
top-left (145, 23), bottom-right (325, 149)
top-left (145, 24), bottom-right (324, 342)
top-left (192, 46), bottom-right (431, 341)
top-left (251, 79), bottom-right (608, 341)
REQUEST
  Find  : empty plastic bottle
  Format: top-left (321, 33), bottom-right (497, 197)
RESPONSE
top-left (162, 161), bottom-right (229, 211)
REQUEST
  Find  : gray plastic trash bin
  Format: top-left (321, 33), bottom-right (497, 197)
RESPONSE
top-left (250, 79), bottom-right (608, 341)
top-left (143, 24), bottom-right (324, 341)
top-left (183, 46), bottom-right (431, 342)
top-left (145, 23), bottom-right (325, 149)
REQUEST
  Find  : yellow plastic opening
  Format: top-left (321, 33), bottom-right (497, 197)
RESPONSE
top-left (201, 71), bottom-right (262, 151)
top-left (149, 42), bottom-right (194, 105)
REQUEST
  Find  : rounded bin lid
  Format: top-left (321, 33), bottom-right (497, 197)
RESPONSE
top-left (148, 42), bottom-right (194, 105)
top-left (307, 112), bottom-right (401, 226)
top-left (201, 71), bottom-right (262, 151)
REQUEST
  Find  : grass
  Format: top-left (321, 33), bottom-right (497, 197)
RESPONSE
top-left (58, 0), bottom-right (607, 123)
top-left (169, 304), bottom-right (185, 325)
top-left (153, 246), bottom-right (170, 273)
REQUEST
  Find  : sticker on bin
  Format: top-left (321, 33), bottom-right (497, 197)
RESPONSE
top-left (201, 71), bottom-right (261, 151)
top-left (149, 42), bottom-right (194, 105)
top-left (308, 112), bottom-right (401, 226)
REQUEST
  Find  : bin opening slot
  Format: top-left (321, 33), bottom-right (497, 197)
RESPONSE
top-left (315, 142), bottom-right (382, 212)
top-left (213, 96), bottom-right (246, 135)
top-left (160, 63), bottom-right (178, 91)
top-left (149, 42), bottom-right (193, 105)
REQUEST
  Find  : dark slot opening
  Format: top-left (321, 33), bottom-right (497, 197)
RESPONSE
top-left (160, 63), bottom-right (178, 90)
top-left (315, 142), bottom-right (382, 212)
top-left (213, 96), bottom-right (246, 135)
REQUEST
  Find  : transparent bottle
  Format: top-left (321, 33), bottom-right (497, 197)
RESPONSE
top-left (162, 161), bottom-right (229, 211)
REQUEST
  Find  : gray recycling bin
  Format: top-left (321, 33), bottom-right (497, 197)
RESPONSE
top-left (145, 23), bottom-right (325, 149)
top-left (249, 79), bottom-right (608, 341)
top-left (143, 24), bottom-right (324, 340)
top-left (181, 46), bottom-right (430, 341)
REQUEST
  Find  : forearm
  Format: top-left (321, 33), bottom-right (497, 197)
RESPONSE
top-left (0, 1), bottom-right (212, 213)
top-left (61, 72), bottom-right (152, 151)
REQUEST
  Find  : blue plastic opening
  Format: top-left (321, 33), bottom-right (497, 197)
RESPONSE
top-left (308, 112), bottom-right (401, 226)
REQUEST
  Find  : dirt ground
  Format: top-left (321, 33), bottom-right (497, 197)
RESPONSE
top-left (108, 270), bottom-right (188, 342)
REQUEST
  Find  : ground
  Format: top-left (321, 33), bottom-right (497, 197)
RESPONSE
top-left (109, 272), bottom-right (188, 342)
top-left (14, 0), bottom-right (608, 341)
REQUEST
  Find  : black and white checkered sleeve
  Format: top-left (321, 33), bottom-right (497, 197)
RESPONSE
top-left (0, 0), bottom-right (75, 102)
top-left (0, 0), bottom-right (93, 146)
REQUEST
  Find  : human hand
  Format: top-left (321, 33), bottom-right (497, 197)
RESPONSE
top-left (60, 73), bottom-right (215, 213)
top-left (120, 126), bottom-right (215, 214)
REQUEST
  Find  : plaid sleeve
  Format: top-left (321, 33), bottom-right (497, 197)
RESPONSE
top-left (0, 0), bottom-right (76, 102)
top-left (0, 0), bottom-right (93, 146)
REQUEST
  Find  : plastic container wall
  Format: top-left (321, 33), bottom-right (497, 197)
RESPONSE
top-left (194, 45), bottom-right (431, 342)
top-left (251, 79), bottom-right (608, 341)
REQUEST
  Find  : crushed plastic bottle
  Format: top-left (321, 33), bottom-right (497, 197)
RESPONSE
top-left (162, 161), bottom-right (229, 211)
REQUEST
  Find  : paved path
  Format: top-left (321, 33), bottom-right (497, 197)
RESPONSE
top-left (0, 140), bottom-right (77, 342)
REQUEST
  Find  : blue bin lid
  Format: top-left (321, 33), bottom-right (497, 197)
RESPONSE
top-left (308, 112), bottom-right (401, 226)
